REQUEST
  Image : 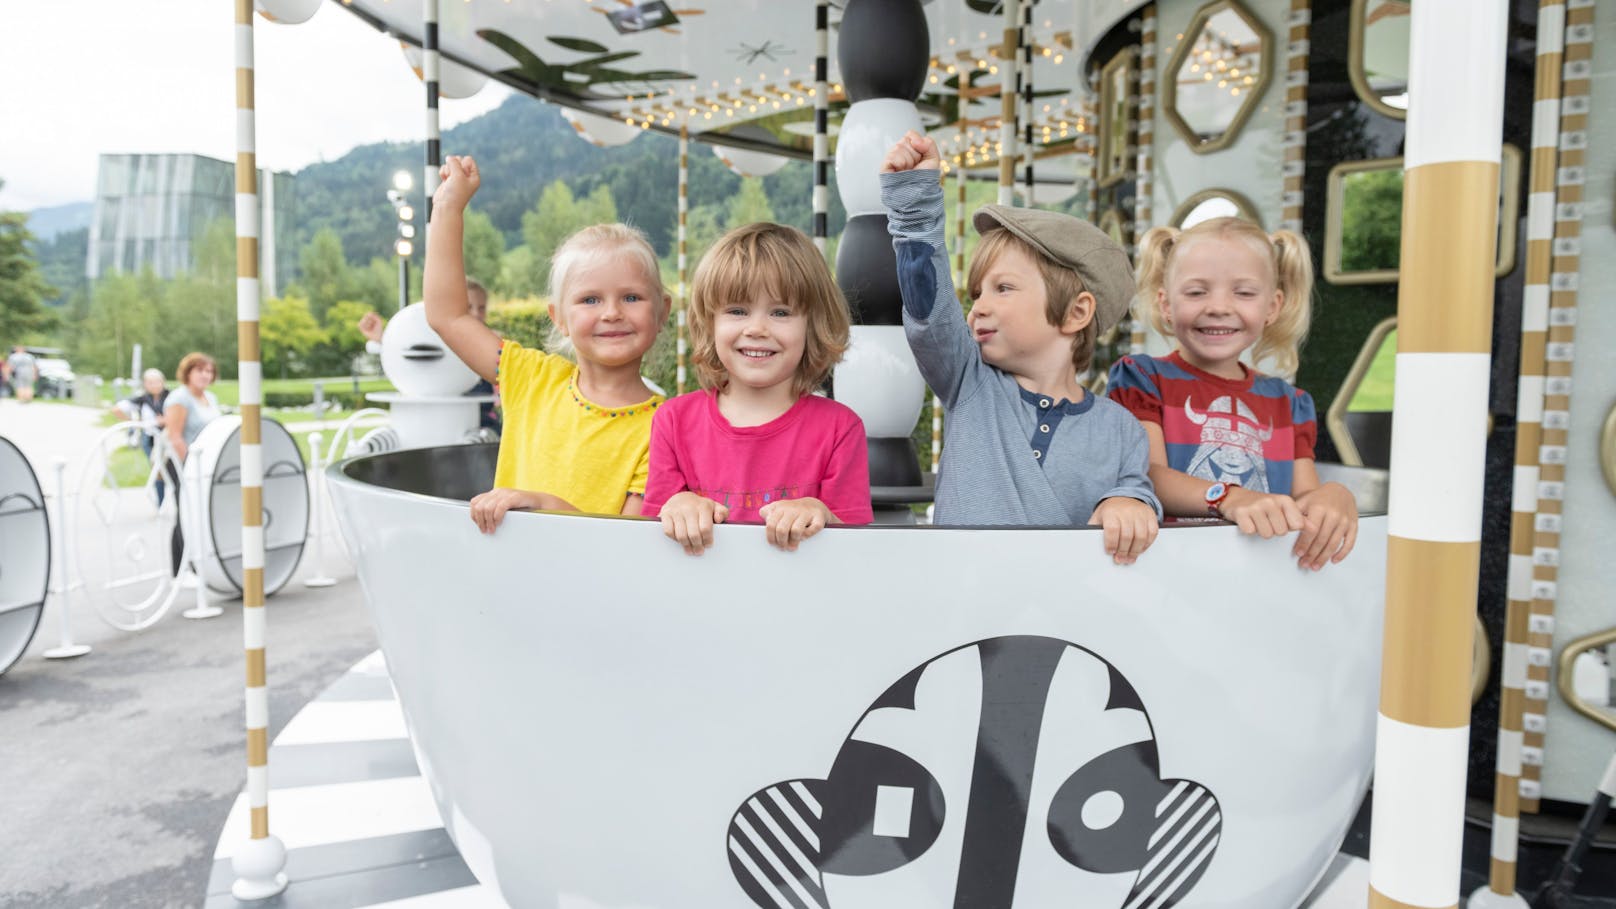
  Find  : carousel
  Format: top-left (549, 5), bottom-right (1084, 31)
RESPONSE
top-left (81, 0), bottom-right (1613, 906)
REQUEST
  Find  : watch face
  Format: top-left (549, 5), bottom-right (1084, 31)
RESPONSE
top-left (1205, 482), bottom-right (1227, 503)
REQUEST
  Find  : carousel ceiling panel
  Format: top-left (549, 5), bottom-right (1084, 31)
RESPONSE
top-left (339, 0), bottom-right (1098, 179)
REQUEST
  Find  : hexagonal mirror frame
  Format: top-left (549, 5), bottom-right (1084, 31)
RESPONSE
top-left (1162, 0), bottom-right (1274, 155)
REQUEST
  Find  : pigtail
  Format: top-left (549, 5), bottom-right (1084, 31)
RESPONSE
top-left (1133, 226), bottom-right (1181, 340)
top-left (1253, 229), bottom-right (1314, 379)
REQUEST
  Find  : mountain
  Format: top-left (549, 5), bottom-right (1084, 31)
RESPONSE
top-left (26, 201), bottom-right (93, 241)
top-left (289, 93), bottom-right (846, 267)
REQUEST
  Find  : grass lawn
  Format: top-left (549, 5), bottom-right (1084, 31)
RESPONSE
top-left (1347, 330), bottom-right (1397, 412)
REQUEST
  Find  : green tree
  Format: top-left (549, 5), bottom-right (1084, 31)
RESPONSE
top-left (297, 228), bottom-right (350, 320)
top-left (684, 204), bottom-right (724, 271)
top-left (1340, 169), bottom-right (1404, 273)
top-left (463, 208), bottom-right (505, 290)
top-left (324, 299), bottom-right (374, 356)
top-left (0, 179), bottom-right (58, 342)
top-left (260, 295), bottom-right (327, 379)
top-left (497, 245), bottom-right (537, 298)
top-left (727, 177), bottom-right (775, 228)
top-left (522, 181), bottom-right (579, 295)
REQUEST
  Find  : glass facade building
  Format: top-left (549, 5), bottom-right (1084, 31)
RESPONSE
top-left (87, 153), bottom-right (295, 297)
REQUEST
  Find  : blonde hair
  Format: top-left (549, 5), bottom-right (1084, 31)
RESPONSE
top-left (688, 222), bottom-right (850, 398)
top-left (1133, 217), bottom-right (1313, 378)
top-left (176, 352), bottom-right (216, 385)
top-left (967, 228), bottom-right (1098, 374)
top-left (545, 223), bottom-right (667, 355)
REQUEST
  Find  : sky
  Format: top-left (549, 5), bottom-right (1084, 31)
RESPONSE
top-left (0, 1), bottom-right (513, 213)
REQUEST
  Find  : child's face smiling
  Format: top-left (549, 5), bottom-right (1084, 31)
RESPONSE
top-left (553, 259), bottom-right (663, 367)
top-left (967, 245), bottom-right (1063, 373)
top-left (1158, 235), bottom-right (1281, 379)
top-left (714, 294), bottom-right (807, 395)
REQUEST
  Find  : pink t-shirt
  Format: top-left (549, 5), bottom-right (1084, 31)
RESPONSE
top-left (643, 391), bottom-right (874, 525)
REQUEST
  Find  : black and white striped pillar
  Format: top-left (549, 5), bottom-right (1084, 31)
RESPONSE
top-left (814, 0), bottom-right (830, 254)
top-left (831, 0), bottom-right (931, 507)
top-left (1020, 1), bottom-right (1034, 204)
top-left (423, 0), bottom-right (440, 228)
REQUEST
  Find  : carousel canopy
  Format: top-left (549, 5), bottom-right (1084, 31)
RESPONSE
top-left (337, 0), bottom-right (1106, 180)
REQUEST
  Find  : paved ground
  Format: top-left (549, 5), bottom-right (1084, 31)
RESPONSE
top-left (0, 398), bottom-right (380, 908)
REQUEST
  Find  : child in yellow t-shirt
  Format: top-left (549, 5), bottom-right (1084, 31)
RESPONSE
top-left (424, 155), bottom-right (668, 532)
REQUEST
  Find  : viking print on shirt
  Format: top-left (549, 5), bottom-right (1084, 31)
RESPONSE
top-left (1181, 394), bottom-right (1274, 492)
top-left (726, 636), bottom-right (1222, 908)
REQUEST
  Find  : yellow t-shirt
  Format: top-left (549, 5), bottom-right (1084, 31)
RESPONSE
top-left (493, 340), bottom-right (663, 515)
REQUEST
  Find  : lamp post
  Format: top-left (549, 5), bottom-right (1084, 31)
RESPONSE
top-left (387, 169), bottom-right (416, 314)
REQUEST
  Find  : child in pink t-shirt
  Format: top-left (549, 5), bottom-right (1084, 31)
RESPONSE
top-left (643, 222), bottom-right (872, 554)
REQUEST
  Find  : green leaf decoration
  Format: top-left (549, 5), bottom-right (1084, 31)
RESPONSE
top-left (549, 36), bottom-right (611, 54)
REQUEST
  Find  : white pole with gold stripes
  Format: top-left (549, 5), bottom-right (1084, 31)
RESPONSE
top-left (1280, 0), bottom-right (1310, 234)
top-left (1473, 2), bottom-right (1566, 903)
top-left (1133, 5), bottom-right (1156, 237)
top-left (231, 0), bottom-right (287, 898)
top-left (1368, 3), bottom-right (1508, 908)
top-left (998, 0), bottom-right (1019, 205)
top-left (676, 122), bottom-right (689, 394)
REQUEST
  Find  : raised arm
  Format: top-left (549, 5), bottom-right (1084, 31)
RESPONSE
top-left (424, 155), bottom-right (501, 382)
top-left (880, 132), bottom-right (980, 409)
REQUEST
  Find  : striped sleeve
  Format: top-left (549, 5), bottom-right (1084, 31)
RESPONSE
top-left (1106, 355), bottom-right (1165, 426)
top-left (1291, 386), bottom-right (1317, 461)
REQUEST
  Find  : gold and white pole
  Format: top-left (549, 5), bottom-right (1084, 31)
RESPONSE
top-left (676, 123), bottom-right (689, 395)
top-left (997, 0), bottom-right (1019, 205)
top-left (1281, 0), bottom-right (1310, 234)
top-left (231, 0), bottom-right (287, 898)
top-left (1368, 3), bottom-right (1508, 907)
top-left (423, 0), bottom-right (441, 228)
top-left (1476, 1), bottom-right (1567, 902)
top-left (1519, 0), bottom-right (1595, 817)
top-left (1133, 5), bottom-right (1156, 237)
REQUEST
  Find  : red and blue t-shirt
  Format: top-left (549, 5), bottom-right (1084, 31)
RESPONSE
top-left (1106, 352), bottom-right (1317, 495)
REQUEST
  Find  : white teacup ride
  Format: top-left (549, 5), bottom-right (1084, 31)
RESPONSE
top-left (330, 446), bottom-right (1388, 908)
top-left (0, 435), bottom-right (50, 674)
top-left (180, 416), bottom-right (309, 596)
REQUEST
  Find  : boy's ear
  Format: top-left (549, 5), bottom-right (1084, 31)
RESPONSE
top-left (546, 301), bottom-right (566, 335)
top-left (1062, 291), bottom-right (1097, 336)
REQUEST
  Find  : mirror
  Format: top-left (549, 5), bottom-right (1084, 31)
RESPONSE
top-left (1602, 404), bottom-right (1616, 498)
top-left (1162, 0), bottom-right (1272, 154)
top-left (1326, 317), bottom-right (1396, 469)
top-left (1324, 145), bottom-right (1521, 284)
top-left (1558, 628), bottom-right (1616, 733)
top-left (1097, 47), bottom-right (1134, 188)
top-left (1172, 188), bottom-right (1262, 228)
top-left (1350, 0), bottom-right (1411, 119)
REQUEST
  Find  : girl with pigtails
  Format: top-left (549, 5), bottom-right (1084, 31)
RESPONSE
top-left (1107, 217), bottom-right (1358, 570)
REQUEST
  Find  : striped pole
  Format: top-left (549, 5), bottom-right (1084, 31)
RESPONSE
top-left (1134, 5), bottom-right (1156, 237)
top-left (998, 0), bottom-right (1019, 205)
top-left (1478, 1), bottom-right (1566, 901)
top-left (1082, 76), bottom-right (1098, 223)
top-left (813, 0), bottom-right (829, 255)
top-left (1367, 3), bottom-right (1508, 908)
top-left (230, 0), bottom-right (287, 899)
top-left (1281, 0), bottom-right (1311, 233)
top-left (935, 138), bottom-right (967, 478)
top-left (1519, 0), bottom-right (1594, 814)
top-left (423, 0), bottom-right (441, 228)
top-left (676, 123), bottom-right (689, 394)
top-left (1020, 2), bottom-right (1034, 205)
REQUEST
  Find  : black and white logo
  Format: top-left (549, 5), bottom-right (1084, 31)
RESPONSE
top-left (727, 636), bottom-right (1221, 908)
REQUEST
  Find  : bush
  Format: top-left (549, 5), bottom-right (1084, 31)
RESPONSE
top-left (262, 388), bottom-right (371, 410)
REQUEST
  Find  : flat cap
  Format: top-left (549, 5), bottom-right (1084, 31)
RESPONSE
top-left (973, 204), bottom-right (1136, 335)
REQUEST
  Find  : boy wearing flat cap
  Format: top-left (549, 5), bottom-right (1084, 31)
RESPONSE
top-left (880, 131), bottom-right (1160, 564)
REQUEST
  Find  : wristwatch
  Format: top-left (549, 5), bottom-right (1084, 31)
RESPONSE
top-left (1204, 482), bottom-right (1238, 516)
